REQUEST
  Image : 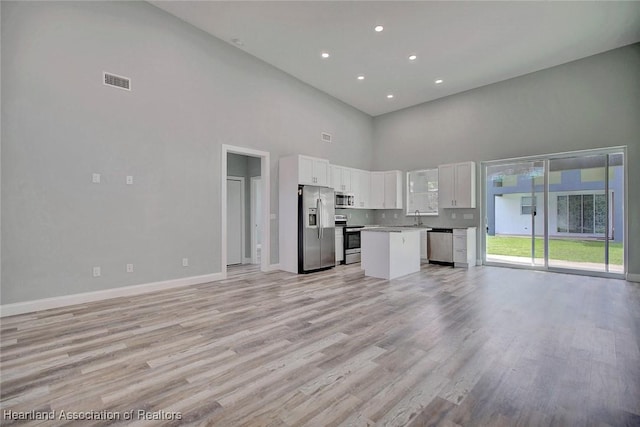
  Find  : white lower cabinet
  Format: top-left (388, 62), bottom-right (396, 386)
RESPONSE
top-left (453, 227), bottom-right (476, 268)
top-left (420, 230), bottom-right (428, 261)
top-left (335, 229), bottom-right (344, 264)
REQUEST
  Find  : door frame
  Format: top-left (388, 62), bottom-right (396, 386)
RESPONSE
top-left (221, 145), bottom-right (271, 277)
top-left (250, 176), bottom-right (262, 264)
top-left (226, 176), bottom-right (245, 266)
top-left (481, 146), bottom-right (627, 279)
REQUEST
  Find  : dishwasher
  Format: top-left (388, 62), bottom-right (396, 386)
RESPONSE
top-left (427, 228), bottom-right (454, 265)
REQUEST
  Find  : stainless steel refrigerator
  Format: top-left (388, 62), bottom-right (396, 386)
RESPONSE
top-left (298, 185), bottom-right (335, 273)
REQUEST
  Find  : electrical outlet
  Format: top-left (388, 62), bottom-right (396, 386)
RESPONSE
top-left (365, 213), bottom-right (369, 218)
top-left (463, 213), bottom-right (474, 220)
top-left (126, 175), bottom-right (133, 185)
top-left (182, 258), bottom-right (189, 267)
top-left (451, 213), bottom-right (457, 219)
top-left (394, 213), bottom-right (398, 219)
top-left (348, 213), bottom-right (352, 219)
top-left (126, 263), bottom-right (134, 273)
top-left (92, 173), bottom-right (101, 184)
top-left (92, 266), bottom-right (101, 277)
top-left (382, 213), bottom-right (386, 218)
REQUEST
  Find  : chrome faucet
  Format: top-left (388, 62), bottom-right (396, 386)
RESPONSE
top-left (414, 210), bottom-right (423, 226)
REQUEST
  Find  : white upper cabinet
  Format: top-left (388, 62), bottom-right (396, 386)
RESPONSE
top-left (370, 170), bottom-right (402, 209)
top-left (438, 161), bottom-right (476, 208)
top-left (384, 170), bottom-right (403, 209)
top-left (326, 162), bottom-right (401, 210)
top-left (330, 165), bottom-right (340, 190)
top-left (330, 165), bottom-right (352, 192)
top-left (331, 165), bottom-right (370, 208)
top-left (438, 164), bottom-right (455, 209)
top-left (298, 155), bottom-right (330, 186)
top-left (352, 169), bottom-right (370, 208)
top-left (370, 172), bottom-right (385, 209)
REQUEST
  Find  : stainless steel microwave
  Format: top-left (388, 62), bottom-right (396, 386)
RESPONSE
top-left (335, 192), bottom-right (355, 208)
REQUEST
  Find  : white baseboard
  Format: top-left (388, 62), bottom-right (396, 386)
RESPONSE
top-left (627, 273), bottom-right (640, 283)
top-left (476, 258), bottom-right (482, 266)
top-left (266, 263), bottom-right (281, 272)
top-left (0, 272), bottom-right (225, 317)
top-left (243, 257), bottom-right (252, 265)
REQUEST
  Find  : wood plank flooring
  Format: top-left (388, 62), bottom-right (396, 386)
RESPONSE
top-left (1, 263), bottom-right (639, 426)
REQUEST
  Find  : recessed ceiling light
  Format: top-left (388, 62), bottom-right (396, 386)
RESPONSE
top-left (357, 75), bottom-right (365, 80)
top-left (321, 52), bottom-right (330, 59)
top-left (231, 38), bottom-right (244, 46)
top-left (374, 25), bottom-right (384, 32)
top-left (435, 79), bottom-right (444, 84)
top-left (386, 94), bottom-right (394, 99)
top-left (409, 54), bottom-right (417, 61)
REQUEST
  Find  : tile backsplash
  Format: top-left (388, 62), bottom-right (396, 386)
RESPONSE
top-left (373, 208), bottom-right (480, 229)
top-left (335, 209), bottom-right (375, 225)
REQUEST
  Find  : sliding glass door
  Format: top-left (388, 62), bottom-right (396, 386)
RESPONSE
top-left (547, 153), bottom-right (624, 273)
top-left (483, 148), bottom-right (625, 277)
top-left (485, 161), bottom-right (545, 266)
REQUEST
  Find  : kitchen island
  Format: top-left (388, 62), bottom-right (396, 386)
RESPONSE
top-left (361, 227), bottom-right (431, 279)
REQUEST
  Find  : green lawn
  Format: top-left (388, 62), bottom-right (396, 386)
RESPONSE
top-left (487, 236), bottom-right (623, 265)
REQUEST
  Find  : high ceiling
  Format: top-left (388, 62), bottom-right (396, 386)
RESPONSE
top-left (151, 1), bottom-right (640, 117)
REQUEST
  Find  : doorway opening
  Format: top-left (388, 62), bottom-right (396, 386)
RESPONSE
top-left (226, 176), bottom-right (245, 266)
top-left (221, 145), bottom-right (270, 277)
top-left (483, 147), bottom-right (625, 278)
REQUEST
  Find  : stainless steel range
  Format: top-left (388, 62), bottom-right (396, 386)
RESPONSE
top-left (344, 225), bottom-right (364, 265)
top-left (334, 214), bottom-right (364, 265)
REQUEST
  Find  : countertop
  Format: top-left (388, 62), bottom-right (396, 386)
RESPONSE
top-left (361, 226), bottom-right (432, 233)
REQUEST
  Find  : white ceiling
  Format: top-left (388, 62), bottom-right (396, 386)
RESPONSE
top-left (151, 1), bottom-right (640, 117)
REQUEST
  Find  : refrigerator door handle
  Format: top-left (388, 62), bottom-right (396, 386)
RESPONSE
top-left (316, 198), bottom-right (321, 239)
top-left (318, 198), bottom-right (323, 239)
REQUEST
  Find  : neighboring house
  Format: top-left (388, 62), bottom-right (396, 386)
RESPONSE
top-left (486, 160), bottom-right (624, 242)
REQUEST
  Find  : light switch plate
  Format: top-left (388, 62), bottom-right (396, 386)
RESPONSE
top-left (92, 266), bottom-right (101, 277)
top-left (126, 263), bottom-right (134, 273)
top-left (92, 173), bottom-right (101, 184)
top-left (182, 258), bottom-right (189, 267)
top-left (126, 176), bottom-right (133, 185)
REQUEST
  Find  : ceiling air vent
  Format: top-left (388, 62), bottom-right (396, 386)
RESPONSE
top-left (321, 132), bottom-right (332, 143)
top-left (103, 72), bottom-right (131, 91)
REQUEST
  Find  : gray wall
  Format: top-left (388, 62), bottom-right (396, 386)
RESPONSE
top-left (1, 1), bottom-right (373, 304)
top-left (2, 1), bottom-right (637, 305)
top-left (372, 44), bottom-right (640, 275)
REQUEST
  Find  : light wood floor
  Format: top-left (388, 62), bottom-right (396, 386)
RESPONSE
top-left (1, 263), bottom-right (639, 426)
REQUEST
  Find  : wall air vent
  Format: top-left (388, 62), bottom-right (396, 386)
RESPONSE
top-left (103, 72), bottom-right (131, 91)
top-left (321, 132), bottom-right (332, 143)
